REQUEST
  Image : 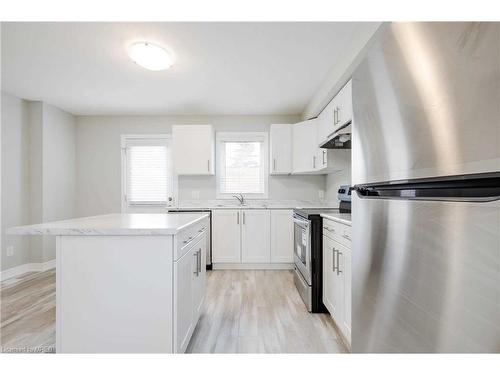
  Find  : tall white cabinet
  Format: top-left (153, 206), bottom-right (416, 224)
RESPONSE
top-left (172, 125), bottom-right (215, 175)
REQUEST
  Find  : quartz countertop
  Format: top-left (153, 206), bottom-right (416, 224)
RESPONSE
top-left (171, 199), bottom-right (338, 210)
top-left (6, 213), bottom-right (210, 236)
top-left (320, 212), bottom-right (352, 226)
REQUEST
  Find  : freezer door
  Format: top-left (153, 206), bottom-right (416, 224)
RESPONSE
top-left (352, 22), bottom-right (500, 185)
top-left (352, 192), bottom-right (500, 352)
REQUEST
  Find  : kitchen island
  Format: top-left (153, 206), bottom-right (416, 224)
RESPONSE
top-left (7, 213), bottom-right (210, 353)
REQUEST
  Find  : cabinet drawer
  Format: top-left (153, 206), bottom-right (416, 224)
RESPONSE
top-left (323, 218), bottom-right (351, 247)
top-left (175, 218), bottom-right (209, 260)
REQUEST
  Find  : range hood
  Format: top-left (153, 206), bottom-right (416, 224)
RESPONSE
top-left (320, 122), bottom-right (351, 149)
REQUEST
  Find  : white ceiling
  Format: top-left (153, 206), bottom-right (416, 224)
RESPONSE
top-left (1, 22), bottom-right (375, 116)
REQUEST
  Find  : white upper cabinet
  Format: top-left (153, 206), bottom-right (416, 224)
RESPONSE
top-left (269, 124), bottom-right (292, 175)
top-left (292, 119), bottom-right (318, 174)
top-left (317, 80), bottom-right (353, 147)
top-left (172, 125), bottom-right (214, 175)
top-left (317, 99), bottom-right (336, 147)
top-left (336, 80), bottom-right (352, 131)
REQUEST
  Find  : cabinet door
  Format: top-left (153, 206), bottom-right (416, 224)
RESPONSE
top-left (270, 210), bottom-right (294, 263)
top-left (241, 210), bottom-right (271, 263)
top-left (212, 210), bottom-right (241, 263)
top-left (317, 99), bottom-right (336, 147)
top-left (270, 124), bottom-right (292, 175)
top-left (341, 246), bottom-right (351, 343)
top-left (331, 240), bottom-right (347, 328)
top-left (315, 148), bottom-right (328, 171)
top-left (322, 235), bottom-right (336, 316)
top-left (192, 236), bottom-right (206, 321)
top-left (172, 125), bottom-right (214, 175)
top-left (292, 120), bottom-right (317, 174)
top-left (174, 246), bottom-right (196, 353)
top-left (338, 80), bottom-right (352, 129)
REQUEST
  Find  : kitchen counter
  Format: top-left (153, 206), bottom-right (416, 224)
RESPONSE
top-left (7, 212), bottom-right (210, 353)
top-left (320, 212), bottom-right (352, 226)
top-left (172, 199), bottom-right (338, 210)
top-left (7, 213), bottom-right (209, 236)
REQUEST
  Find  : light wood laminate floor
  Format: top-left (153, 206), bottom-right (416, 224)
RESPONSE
top-left (1, 269), bottom-right (347, 353)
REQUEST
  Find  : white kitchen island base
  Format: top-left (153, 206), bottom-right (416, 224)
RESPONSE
top-left (8, 213), bottom-right (209, 353)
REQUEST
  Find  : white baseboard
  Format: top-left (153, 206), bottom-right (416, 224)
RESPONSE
top-left (1, 259), bottom-right (56, 281)
top-left (212, 263), bottom-right (294, 270)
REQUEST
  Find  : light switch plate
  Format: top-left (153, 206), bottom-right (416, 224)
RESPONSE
top-left (7, 246), bottom-right (14, 256)
top-left (318, 190), bottom-right (325, 200)
top-left (191, 190), bottom-right (200, 199)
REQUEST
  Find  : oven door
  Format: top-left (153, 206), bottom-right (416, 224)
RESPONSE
top-left (293, 214), bottom-right (311, 285)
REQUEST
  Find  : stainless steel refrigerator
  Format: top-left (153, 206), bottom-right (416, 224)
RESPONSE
top-left (351, 22), bottom-right (500, 353)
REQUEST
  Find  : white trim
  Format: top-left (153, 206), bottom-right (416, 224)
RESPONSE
top-left (215, 131), bottom-right (269, 199)
top-left (0, 259), bottom-right (56, 281)
top-left (120, 134), bottom-right (178, 213)
top-left (212, 263), bottom-right (293, 270)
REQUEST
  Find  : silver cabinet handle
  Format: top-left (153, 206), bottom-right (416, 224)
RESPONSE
top-left (313, 156), bottom-right (316, 169)
top-left (198, 248), bottom-right (202, 273)
top-left (333, 109), bottom-right (337, 125)
top-left (323, 226), bottom-right (335, 233)
top-left (273, 158), bottom-right (276, 171)
top-left (242, 211), bottom-right (246, 225)
top-left (183, 236), bottom-right (193, 245)
top-left (193, 250), bottom-right (199, 275)
top-left (336, 251), bottom-right (342, 275)
top-left (336, 107), bottom-right (341, 125)
top-left (332, 247), bottom-right (336, 271)
top-left (342, 233), bottom-right (351, 240)
top-left (237, 211), bottom-right (240, 224)
top-left (322, 150), bottom-right (326, 165)
top-left (207, 159), bottom-right (210, 172)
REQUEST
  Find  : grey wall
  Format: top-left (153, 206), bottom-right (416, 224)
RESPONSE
top-left (1, 93), bottom-right (77, 271)
top-left (76, 115), bottom-right (326, 216)
top-left (1, 92), bottom-right (31, 270)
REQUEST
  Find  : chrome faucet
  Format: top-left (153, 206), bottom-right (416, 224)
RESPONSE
top-left (232, 194), bottom-right (244, 205)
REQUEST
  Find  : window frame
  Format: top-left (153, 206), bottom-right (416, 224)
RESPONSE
top-left (215, 132), bottom-right (269, 199)
top-left (121, 134), bottom-right (177, 213)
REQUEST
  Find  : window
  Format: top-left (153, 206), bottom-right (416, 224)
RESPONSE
top-left (216, 132), bottom-right (268, 198)
top-left (121, 135), bottom-right (175, 211)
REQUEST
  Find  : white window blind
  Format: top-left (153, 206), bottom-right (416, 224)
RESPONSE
top-left (217, 133), bottom-right (268, 197)
top-left (123, 137), bottom-right (172, 205)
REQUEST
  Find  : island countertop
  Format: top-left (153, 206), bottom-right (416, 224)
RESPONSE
top-left (7, 213), bottom-right (210, 236)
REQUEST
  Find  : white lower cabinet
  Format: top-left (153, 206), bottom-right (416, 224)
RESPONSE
top-left (322, 218), bottom-right (351, 345)
top-left (174, 235), bottom-right (206, 353)
top-left (241, 210), bottom-right (271, 263)
top-left (212, 209), bottom-right (293, 267)
top-left (212, 210), bottom-right (241, 263)
top-left (270, 210), bottom-right (294, 263)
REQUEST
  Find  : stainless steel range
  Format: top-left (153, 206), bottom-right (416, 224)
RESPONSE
top-left (293, 208), bottom-right (339, 313)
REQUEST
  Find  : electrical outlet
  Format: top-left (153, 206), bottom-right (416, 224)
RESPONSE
top-left (6, 245), bottom-right (14, 257)
top-left (318, 190), bottom-right (325, 200)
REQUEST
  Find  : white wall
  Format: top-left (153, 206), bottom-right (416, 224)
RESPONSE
top-left (1, 92), bottom-right (31, 270)
top-left (41, 103), bottom-right (77, 261)
top-left (76, 115), bottom-right (327, 216)
top-left (1, 94), bottom-right (76, 271)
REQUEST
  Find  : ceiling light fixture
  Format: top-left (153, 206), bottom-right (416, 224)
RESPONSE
top-left (127, 42), bottom-right (174, 71)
